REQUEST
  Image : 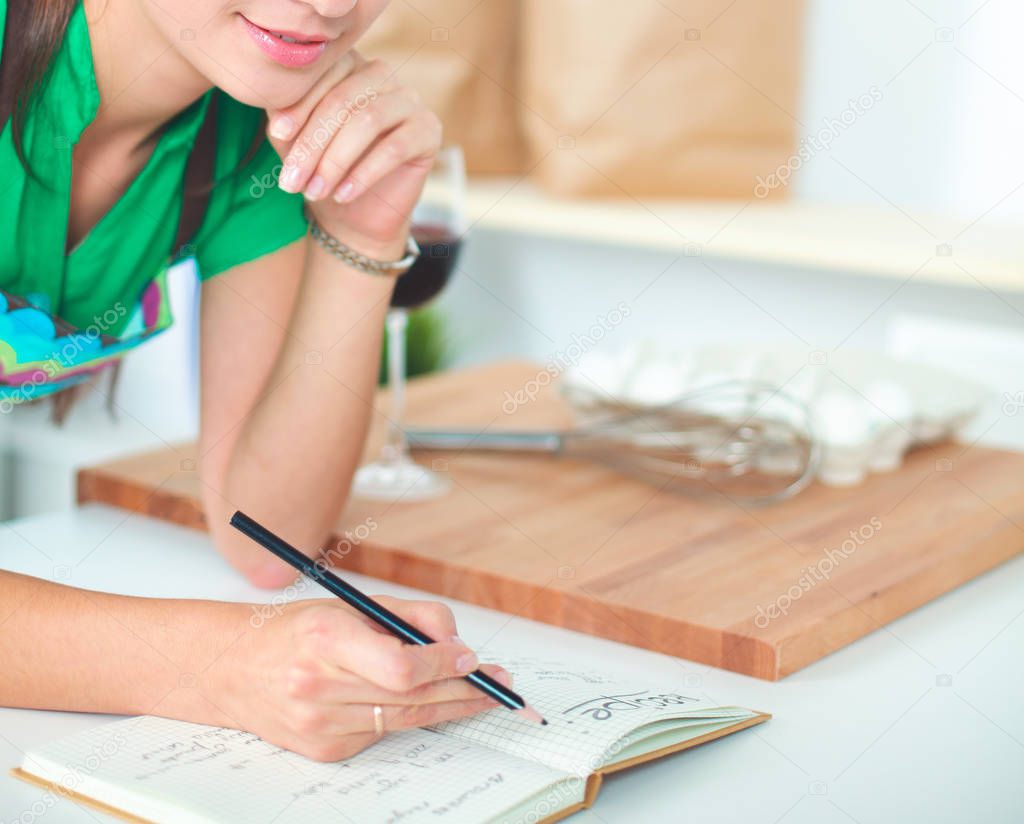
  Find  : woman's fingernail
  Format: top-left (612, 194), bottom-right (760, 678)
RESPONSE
top-left (305, 175), bottom-right (326, 200)
top-left (493, 667), bottom-right (512, 687)
top-left (279, 165), bottom-right (301, 193)
top-left (269, 115), bottom-right (295, 140)
top-left (334, 180), bottom-right (355, 203)
top-left (456, 652), bottom-right (478, 674)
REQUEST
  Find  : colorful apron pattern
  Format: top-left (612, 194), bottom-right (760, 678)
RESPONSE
top-left (0, 268), bottom-right (174, 407)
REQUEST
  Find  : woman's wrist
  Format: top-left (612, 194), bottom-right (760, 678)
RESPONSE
top-left (308, 208), bottom-right (410, 264)
top-left (131, 597), bottom-right (253, 725)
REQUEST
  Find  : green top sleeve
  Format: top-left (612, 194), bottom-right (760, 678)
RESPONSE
top-left (191, 93), bottom-right (307, 279)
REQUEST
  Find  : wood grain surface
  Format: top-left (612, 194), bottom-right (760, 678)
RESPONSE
top-left (77, 361), bottom-right (1024, 680)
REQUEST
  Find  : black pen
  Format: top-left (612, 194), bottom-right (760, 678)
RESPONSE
top-left (229, 511), bottom-right (546, 725)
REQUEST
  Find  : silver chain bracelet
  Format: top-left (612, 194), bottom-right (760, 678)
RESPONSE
top-left (307, 214), bottom-right (420, 277)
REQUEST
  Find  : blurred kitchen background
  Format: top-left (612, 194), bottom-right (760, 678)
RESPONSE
top-left (3, 0), bottom-right (1022, 519)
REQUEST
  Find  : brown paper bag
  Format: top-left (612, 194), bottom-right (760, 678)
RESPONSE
top-left (518, 0), bottom-right (805, 198)
top-left (359, 0), bottom-right (526, 175)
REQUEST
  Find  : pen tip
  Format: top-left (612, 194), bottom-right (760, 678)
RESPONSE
top-left (541, 719), bottom-right (548, 725)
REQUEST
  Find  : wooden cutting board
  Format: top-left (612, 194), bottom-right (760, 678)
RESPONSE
top-left (77, 361), bottom-right (1024, 680)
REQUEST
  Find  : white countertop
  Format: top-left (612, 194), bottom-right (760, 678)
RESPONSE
top-left (1, 504), bottom-right (1022, 823)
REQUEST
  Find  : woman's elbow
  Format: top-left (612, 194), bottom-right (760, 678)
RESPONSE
top-left (242, 559), bottom-right (297, 590)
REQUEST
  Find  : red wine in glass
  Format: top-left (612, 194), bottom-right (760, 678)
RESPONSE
top-left (390, 223), bottom-right (464, 309)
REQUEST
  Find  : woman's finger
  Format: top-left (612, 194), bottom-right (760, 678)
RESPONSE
top-left (284, 662), bottom-right (512, 706)
top-left (277, 58), bottom-right (394, 194)
top-left (381, 695), bottom-right (499, 732)
top-left (266, 49), bottom-right (363, 143)
top-left (332, 111), bottom-right (441, 204)
top-left (303, 87), bottom-right (422, 201)
top-left (298, 693), bottom-right (496, 762)
top-left (317, 696), bottom-right (498, 738)
top-left (264, 51), bottom-right (364, 164)
top-left (364, 596), bottom-right (460, 644)
top-left (315, 616), bottom-right (478, 691)
top-left (354, 663), bottom-right (512, 706)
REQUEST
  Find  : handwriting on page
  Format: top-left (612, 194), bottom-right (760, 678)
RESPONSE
top-left (135, 728), bottom-right (264, 780)
top-left (52, 719), bottom-right (563, 823)
top-left (435, 656), bottom-right (722, 775)
top-left (564, 691), bottom-right (702, 721)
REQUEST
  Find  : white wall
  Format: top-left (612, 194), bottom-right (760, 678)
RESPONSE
top-left (797, 0), bottom-right (1024, 221)
top-left (953, 0), bottom-right (1024, 219)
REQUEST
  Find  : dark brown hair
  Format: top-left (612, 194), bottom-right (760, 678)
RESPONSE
top-left (0, 0), bottom-right (77, 165)
top-left (2, 2), bottom-right (81, 420)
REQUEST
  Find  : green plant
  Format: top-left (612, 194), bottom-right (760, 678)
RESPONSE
top-left (378, 307), bottom-right (447, 384)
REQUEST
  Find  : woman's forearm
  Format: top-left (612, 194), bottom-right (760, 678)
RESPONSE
top-left (0, 570), bottom-right (245, 722)
top-left (0, 245), bottom-right (478, 759)
top-left (205, 237), bottom-right (399, 586)
top-left (0, 570), bottom-right (500, 760)
top-left (196, 47), bottom-right (442, 586)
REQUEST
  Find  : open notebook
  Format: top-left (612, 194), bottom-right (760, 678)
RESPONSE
top-left (13, 657), bottom-right (768, 823)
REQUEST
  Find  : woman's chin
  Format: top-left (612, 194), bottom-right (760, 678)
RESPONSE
top-left (213, 71), bottom-right (313, 113)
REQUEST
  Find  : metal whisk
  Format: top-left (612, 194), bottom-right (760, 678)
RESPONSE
top-left (406, 380), bottom-right (820, 505)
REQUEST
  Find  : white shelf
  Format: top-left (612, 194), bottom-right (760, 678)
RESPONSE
top-left (463, 179), bottom-right (1024, 292)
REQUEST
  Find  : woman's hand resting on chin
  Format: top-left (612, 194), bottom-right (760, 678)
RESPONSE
top-left (265, 50), bottom-right (442, 260)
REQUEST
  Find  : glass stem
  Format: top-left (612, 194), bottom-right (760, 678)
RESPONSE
top-left (385, 308), bottom-right (409, 465)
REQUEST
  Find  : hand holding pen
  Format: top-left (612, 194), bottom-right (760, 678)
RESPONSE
top-left (202, 593), bottom-right (511, 762)
top-left (217, 512), bottom-right (544, 762)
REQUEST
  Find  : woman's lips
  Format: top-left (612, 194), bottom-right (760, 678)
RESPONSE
top-left (240, 15), bottom-right (328, 68)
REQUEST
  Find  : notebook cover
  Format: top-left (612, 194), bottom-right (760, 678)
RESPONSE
top-left (10, 768), bottom-right (154, 824)
top-left (542, 712), bottom-right (771, 824)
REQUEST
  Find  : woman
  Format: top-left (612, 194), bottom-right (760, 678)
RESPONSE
top-left (0, 0), bottom-right (510, 762)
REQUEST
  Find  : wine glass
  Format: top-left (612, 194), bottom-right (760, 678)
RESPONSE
top-left (352, 146), bottom-right (467, 501)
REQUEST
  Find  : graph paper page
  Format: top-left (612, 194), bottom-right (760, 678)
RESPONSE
top-left (433, 656), bottom-right (755, 776)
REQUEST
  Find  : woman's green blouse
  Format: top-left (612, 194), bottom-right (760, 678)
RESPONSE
top-left (0, 0), bottom-right (307, 334)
